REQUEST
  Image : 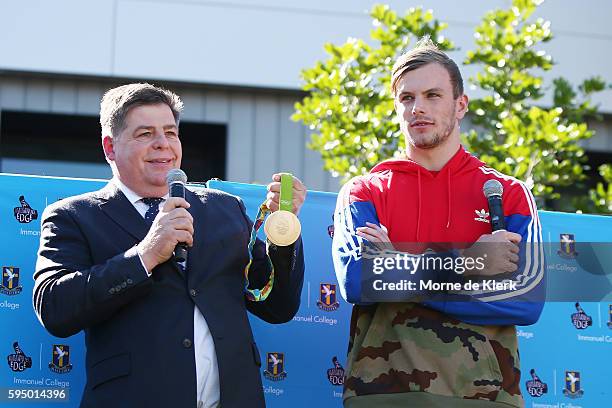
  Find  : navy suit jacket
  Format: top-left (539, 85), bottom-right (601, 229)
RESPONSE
top-left (33, 183), bottom-right (304, 407)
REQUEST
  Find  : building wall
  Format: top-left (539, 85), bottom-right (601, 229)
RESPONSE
top-left (0, 75), bottom-right (339, 191)
top-left (0, 1), bottom-right (610, 191)
top-left (1, 74), bottom-right (610, 192)
top-left (0, 0), bottom-right (610, 111)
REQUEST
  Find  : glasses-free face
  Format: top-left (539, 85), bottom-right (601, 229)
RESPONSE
top-left (394, 63), bottom-right (467, 150)
top-left (103, 103), bottom-right (182, 197)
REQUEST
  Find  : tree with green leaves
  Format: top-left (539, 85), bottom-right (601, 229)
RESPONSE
top-left (293, 0), bottom-right (609, 212)
top-left (590, 164), bottom-right (612, 213)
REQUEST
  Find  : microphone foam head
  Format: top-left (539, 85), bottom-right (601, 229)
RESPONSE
top-left (483, 179), bottom-right (503, 198)
top-left (166, 168), bottom-right (187, 185)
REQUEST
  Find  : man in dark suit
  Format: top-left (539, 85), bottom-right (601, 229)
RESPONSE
top-left (33, 83), bottom-right (306, 408)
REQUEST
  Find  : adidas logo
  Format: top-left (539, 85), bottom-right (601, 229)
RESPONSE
top-left (474, 209), bottom-right (490, 223)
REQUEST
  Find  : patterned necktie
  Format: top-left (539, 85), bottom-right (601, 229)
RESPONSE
top-left (142, 197), bottom-right (163, 225)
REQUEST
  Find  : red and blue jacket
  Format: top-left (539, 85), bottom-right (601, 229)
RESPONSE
top-left (332, 145), bottom-right (545, 325)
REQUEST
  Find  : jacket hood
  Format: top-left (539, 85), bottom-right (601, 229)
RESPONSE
top-left (368, 145), bottom-right (483, 240)
top-left (370, 145), bottom-right (483, 177)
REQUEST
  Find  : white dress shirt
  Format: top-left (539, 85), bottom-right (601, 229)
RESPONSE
top-left (113, 178), bottom-right (220, 408)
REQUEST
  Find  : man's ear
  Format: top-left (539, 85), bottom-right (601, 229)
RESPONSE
top-left (456, 94), bottom-right (469, 120)
top-left (102, 135), bottom-right (115, 161)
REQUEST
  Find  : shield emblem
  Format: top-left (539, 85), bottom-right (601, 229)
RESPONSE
top-left (263, 352), bottom-right (287, 381)
top-left (563, 371), bottom-right (584, 398)
top-left (558, 234), bottom-right (578, 258)
top-left (317, 283), bottom-right (340, 311)
top-left (2, 267), bottom-right (19, 289)
top-left (608, 304), bottom-right (612, 328)
top-left (267, 352), bottom-right (284, 375)
top-left (49, 345), bottom-right (72, 373)
top-left (321, 284), bottom-right (336, 306)
top-left (0, 267), bottom-right (22, 295)
top-left (53, 345), bottom-right (69, 368)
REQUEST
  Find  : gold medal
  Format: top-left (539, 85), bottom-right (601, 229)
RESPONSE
top-left (264, 209), bottom-right (301, 246)
top-left (243, 173), bottom-right (301, 301)
top-left (264, 173), bottom-right (301, 246)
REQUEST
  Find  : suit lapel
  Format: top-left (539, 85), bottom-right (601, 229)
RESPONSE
top-left (94, 184), bottom-right (217, 279)
top-left (98, 182), bottom-right (189, 278)
top-left (97, 183), bottom-right (149, 241)
top-left (184, 188), bottom-right (210, 280)
top-left (97, 183), bottom-right (186, 278)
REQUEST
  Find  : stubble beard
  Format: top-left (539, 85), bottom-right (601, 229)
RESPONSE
top-left (406, 105), bottom-right (457, 150)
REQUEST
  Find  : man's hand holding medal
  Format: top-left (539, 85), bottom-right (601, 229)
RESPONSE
top-left (264, 173), bottom-right (306, 246)
top-left (243, 173), bottom-right (307, 302)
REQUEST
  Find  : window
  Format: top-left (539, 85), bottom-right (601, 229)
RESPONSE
top-left (0, 111), bottom-right (226, 182)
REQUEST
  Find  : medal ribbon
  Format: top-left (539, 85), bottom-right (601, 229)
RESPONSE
top-left (244, 174), bottom-right (293, 302)
top-left (279, 173), bottom-right (293, 212)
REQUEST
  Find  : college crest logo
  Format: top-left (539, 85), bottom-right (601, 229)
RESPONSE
top-left (1, 266), bottom-right (22, 296)
top-left (525, 369), bottom-right (548, 397)
top-left (571, 302), bottom-right (592, 330)
top-left (317, 283), bottom-right (340, 312)
top-left (263, 352), bottom-right (286, 381)
top-left (49, 345), bottom-right (72, 374)
top-left (474, 209), bottom-right (490, 223)
top-left (327, 357), bottom-right (345, 386)
top-left (608, 304), bottom-right (612, 329)
top-left (563, 371), bottom-right (584, 398)
top-left (7, 342), bottom-right (32, 372)
top-left (558, 234), bottom-right (578, 259)
top-left (13, 195), bottom-right (38, 224)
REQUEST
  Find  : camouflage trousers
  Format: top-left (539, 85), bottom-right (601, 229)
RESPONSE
top-left (345, 392), bottom-right (516, 408)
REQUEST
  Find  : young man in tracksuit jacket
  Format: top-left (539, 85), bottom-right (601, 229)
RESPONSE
top-left (332, 38), bottom-right (545, 408)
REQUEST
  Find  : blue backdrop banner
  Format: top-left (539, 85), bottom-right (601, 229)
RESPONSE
top-left (1, 174), bottom-right (610, 408)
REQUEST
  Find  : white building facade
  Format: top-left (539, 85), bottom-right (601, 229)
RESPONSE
top-left (0, 0), bottom-right (610, 191)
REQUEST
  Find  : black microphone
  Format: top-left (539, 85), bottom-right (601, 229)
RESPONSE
top-left (483, 179), bottom-right (506, 232)
top-left (166, 169), bottom-right (188, 263)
